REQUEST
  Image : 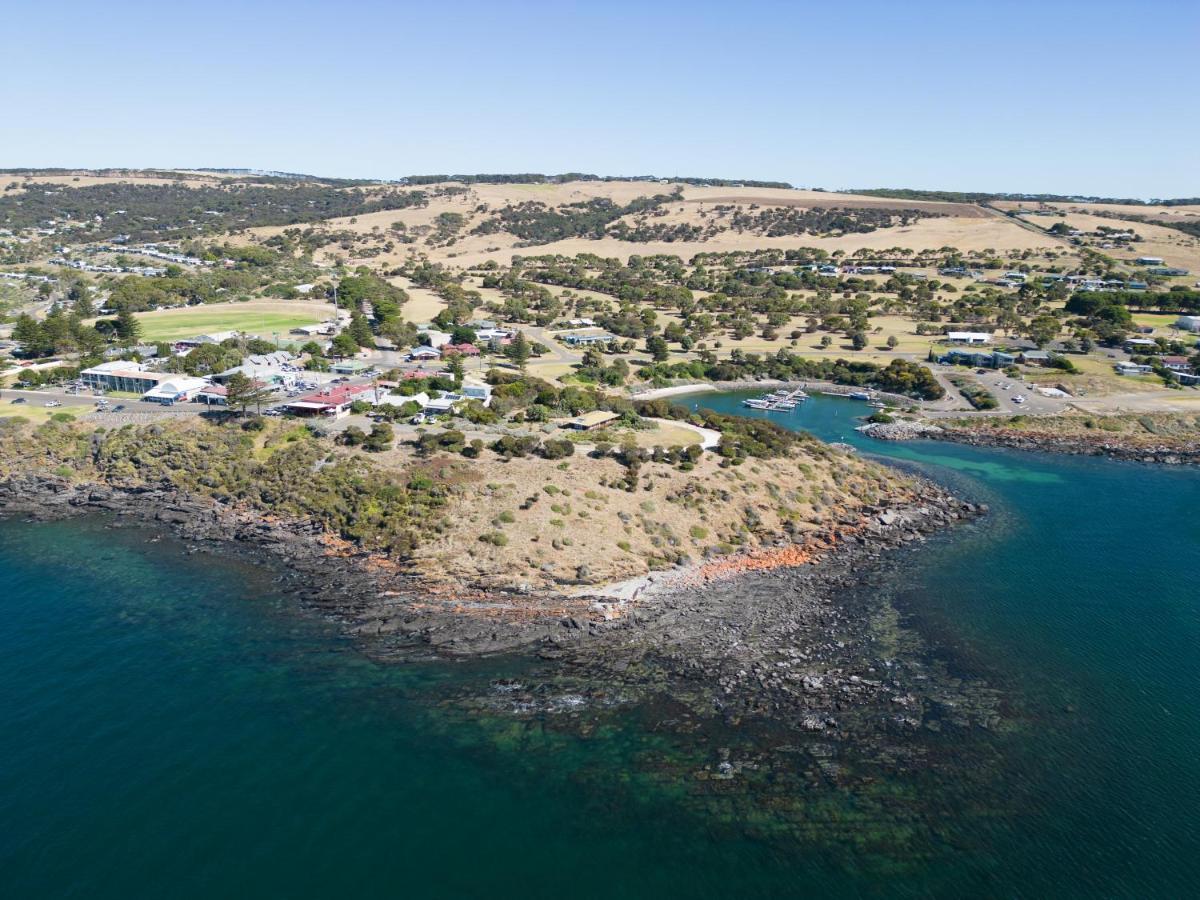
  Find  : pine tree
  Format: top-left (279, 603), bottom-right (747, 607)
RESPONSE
top-left (115, 308), bottom-right (142, 345)
top-left (505, 331), bottom-right (531, 371)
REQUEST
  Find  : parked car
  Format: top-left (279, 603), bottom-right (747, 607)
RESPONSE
top-left (43, 400), bottom-right (62, 408)
top-left (11, 397), bottom-right (27, 404)
top-left (112, 404), bottom-right (126, 412)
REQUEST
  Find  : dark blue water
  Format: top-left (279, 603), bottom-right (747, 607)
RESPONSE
top-left (2, 393), bottom-right (1198, 897)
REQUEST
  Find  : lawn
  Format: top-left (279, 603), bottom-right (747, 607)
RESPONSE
top-left (96, 301), bottom-right (330, 344)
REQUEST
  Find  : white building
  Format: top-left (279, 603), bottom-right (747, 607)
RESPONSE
top-left (946, 332), bottom-right (992, 345)
top-left (1175, 315), bottom-right (1200, 333)
top-left (142, 376), bottom-right (210, 405)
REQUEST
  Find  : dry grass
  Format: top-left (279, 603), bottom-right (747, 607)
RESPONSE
top-left (404, 444), bottom-right (901, 591)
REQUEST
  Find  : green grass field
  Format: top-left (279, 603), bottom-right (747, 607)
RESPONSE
top-left (106, 302), bottom-right (329, 344)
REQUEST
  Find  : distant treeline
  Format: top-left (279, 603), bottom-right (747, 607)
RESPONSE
top-left (850, 187), bottom-right (1200, 206)
top-left (401, 173), bottom-right (794, 189)
top-left (1070, 288), bottom-right (1200, 313)
top-left (0, 182), bottom-right (428, 241)
top-left (472, 191), bottom-right (681, 245)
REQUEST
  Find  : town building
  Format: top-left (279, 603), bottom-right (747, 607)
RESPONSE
top-left (282, 383), bottom-right (378, 418)
top-left (1020, 350), bottom-right (1052, 366)
top-left (407, 346), bottom-right (441, 361)
top-left (1176, 316), bottom-right (1200, 333)
top-left (945, 332), bottom-right (992, 345)
top-left (81, 361), bottom-right (175, 394)
top-left (1135, 256), bottom-right (1165, 266)
top-left (331, 359), bottom-right (372, 376)
top-left (142, 377), bottom-right (210, 405)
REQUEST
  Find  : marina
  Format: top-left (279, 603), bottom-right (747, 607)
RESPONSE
top-left (741, 387), bottom-right (808, 411)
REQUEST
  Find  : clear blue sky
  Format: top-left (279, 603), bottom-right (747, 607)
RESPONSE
top-left (3, 0), bottom-right (1197, 197)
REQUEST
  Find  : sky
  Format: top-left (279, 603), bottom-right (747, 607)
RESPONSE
top-left (2, 0), bottom-right (1197, 197)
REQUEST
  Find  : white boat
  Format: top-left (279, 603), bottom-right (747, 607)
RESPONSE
top-left (742, 398), bottom-right (772, 409)
top-left (848, 391), bottom-right (872, 401)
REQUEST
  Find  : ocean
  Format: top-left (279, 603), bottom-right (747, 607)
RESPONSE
top-left (2, 391), bottom-right (1198, 897)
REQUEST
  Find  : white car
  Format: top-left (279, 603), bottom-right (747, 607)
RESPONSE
top-left (44, 400), bottom-right (62, 408)
top-left (1013, 395), bottom-right (1026, 404)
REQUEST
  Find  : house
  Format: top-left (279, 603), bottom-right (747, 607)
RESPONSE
top-left (1177, 371), bottom-right (1200, 385)
top-left (945, 331), bottom-right (992, 345)
top-left (564, 410), bottom-right (620, 431)
top-left (1115, 362), bottom-right (1152, 376)
top-left (331, 359), bottom-right (372, 376)
top-left (1176, 315), bottom-right (1200, 333)
top-left (1020, 350), bottom-right (1052, 366)
top-left (1135, 256), bottom-right (1165, 266)
top-left (422, 393), bottom-right (461, 415)
top-left (460, 380), bottom-right (493, 406)
top-left (1123, 338), bottom-right (1159, 353)
top-left (142, 376), bottom-right (210, 405)
top-left (940, 349), bottom-right (1006, 368)
top-left (561, 331), bottom-right (616, 346)
top-left (283, 383), bottom-right (378, 418)
top-left (81, 361), bottom-right (176, 394)
top-left (1160, 356), bottom-right (1191, 372)
top-left (565, 318), bottom-right (596, 327)
top-left (407, 346), bottom-right (441, 361)
top-left (443, 342), bottom-right (480, 356)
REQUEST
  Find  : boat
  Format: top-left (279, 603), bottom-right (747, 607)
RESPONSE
top-left (742, 398), bottom-right (772, 409)
top-left (848, 391), bottom-right (872, 401)
top-left (868, 401), bottom-right (888, 409)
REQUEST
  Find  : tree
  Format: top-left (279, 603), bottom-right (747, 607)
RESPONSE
top-left (446, 352), bottom-right (465, 384)
top-left (68, 280), bottom-right (94, 318)
top-left (331, 332), bottom-right (359, 358)
top-left (349, 312), bottom-right (375, 348)
top-left (1028, 314), bottom-right (1061, 348)
top-left (886, 334), bottom-right (899, 350)
top-left (646, 335), bottom-right (670, 361)
top-left (115, 308), bottom-right (143, 345)
top-left (505, 331), bottom-right (531, 371)
top-left (224, 372), bottom-right (273, 416)
top-left (850, 331), bottom-right (868, 351)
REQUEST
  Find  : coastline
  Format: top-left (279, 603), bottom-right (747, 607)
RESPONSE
top-left (859, 419), bottom-right (1200, 465)
top-left (0, 468), bottom-right (979, 666)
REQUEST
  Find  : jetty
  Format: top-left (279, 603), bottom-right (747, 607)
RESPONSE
top-left (742, 387), bottom-right (808, 411)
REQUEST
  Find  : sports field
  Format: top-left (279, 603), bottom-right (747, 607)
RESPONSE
top-left (101, 301), bottom-right (332, 343)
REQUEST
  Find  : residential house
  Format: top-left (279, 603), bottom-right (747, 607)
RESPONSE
top-left (1160, 356), bottom-right (1192, 373)
top-left (1135, 256), bottom-right (1165, 266)
top-left (564, 410), bottom-right (620, 431)
top-left (460, 380), bottom-right (493, 406)
top-left (561, 331), bottom-right (616, 346)
top-left (443, 342), bottom-right (480, 357)
top-left (1114, 362), bottom-right (1152, 376)
top-left (407, 346), bottom-right (441, 361)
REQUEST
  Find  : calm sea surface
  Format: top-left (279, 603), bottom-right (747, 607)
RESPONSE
top-left (2, 392), bottom-right (1198, 898)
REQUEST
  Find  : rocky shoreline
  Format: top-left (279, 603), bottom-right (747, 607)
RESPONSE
top-left (0, 468), bottom-right (980, 666)
top-left (858, 419), bottom-right (1200, 465)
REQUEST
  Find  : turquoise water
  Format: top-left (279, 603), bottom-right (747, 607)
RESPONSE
top-left (2, 393), bottom-right (1199, 897)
